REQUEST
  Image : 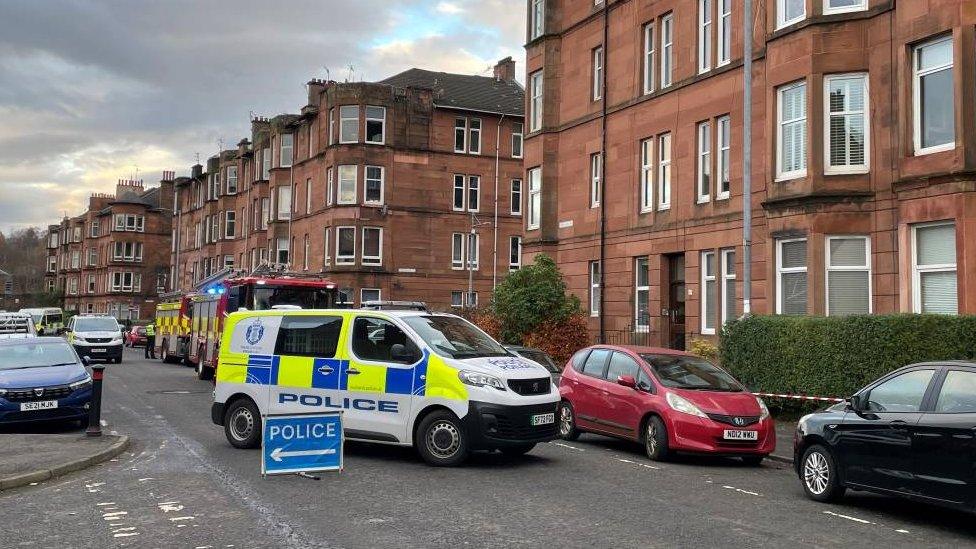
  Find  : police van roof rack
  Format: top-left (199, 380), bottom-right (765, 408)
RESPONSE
top-left (360, 301), bottom-right (429, 312)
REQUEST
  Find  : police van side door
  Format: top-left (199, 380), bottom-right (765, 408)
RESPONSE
top-left (345, 314), bottom-right (422, 443)
top-left (267, 314), bottom-right (347, 419)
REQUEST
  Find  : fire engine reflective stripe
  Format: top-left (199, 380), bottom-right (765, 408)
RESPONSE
top-left (277, 355), bottom-right (314, 388)
top-left (344, 362), bottom-right (386, 393)
top-left (424, 354), bottom-right (467, 401)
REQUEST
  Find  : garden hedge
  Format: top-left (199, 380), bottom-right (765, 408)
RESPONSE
top-left (720, 314), bottom-right (976, 401)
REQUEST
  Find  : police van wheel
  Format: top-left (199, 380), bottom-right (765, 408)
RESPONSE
top-left (416, 410), bottom-right (469, 467)
top-left (224, 399), bottom-right (261, 449)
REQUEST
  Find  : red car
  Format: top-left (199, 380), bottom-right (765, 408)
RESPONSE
top-left (558, 345), bottom-right (774, 465)
top-left (125, 325), bottom-right (147, 348)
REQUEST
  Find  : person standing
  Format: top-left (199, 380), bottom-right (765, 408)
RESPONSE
top-left (144, 322), bottom-right (156, 359)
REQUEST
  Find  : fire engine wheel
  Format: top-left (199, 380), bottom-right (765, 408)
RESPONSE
top-left (196, 346), bottom-right (214, 381)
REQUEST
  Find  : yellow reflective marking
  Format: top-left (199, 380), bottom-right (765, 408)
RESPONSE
top-left (277, 355), bottom-right (313, 388)
top-left (346, 362), bottom-right (386, 393)
top-left (424, 354), bottom-right (467, 401)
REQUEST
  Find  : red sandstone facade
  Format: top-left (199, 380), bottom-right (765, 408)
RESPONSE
top-left (523, 0), bottom-right (976, 348)
top-left (44, 177), bottom-right (175, 320)
top-left (171, 59), bottom-right (526, 309)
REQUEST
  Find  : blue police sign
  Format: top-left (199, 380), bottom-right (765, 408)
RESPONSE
top-left (262, 411), bottom-right (343, 476)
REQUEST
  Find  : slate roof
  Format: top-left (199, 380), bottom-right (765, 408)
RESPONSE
top-left (380, 68), bottom-right (524, 117)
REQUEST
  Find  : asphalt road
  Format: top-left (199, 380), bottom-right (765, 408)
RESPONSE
top-left (3, 348), bottom-right (976, 548)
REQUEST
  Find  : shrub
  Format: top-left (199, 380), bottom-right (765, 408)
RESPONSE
top-left (689, 338), bottom-right (719, 361)
top-left (491, 254), bottom-right (581, 344)
top-left (522, 313), bottom-right (591, 366)
top-left (720, 314), bottom-right (976, 404)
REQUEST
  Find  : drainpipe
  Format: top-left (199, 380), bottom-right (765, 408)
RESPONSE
top-left (493, 113), bottom-right (505, 290)
top-left (599, 0), bottom-right (609, 341)
top-left (741, 0), bottom-right (753, 316)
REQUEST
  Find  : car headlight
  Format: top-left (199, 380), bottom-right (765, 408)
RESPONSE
top-left (70, 376), bottom-right (93, 391)
top-left (74, 336), bottom-right (86, 343)
top-left (665, 392), bottom-right (707, 418)
top-left (111, 335), bottom-right (123, 342)
top-left (756, 396), bottom-right (770, 420)
top-left (0, 388), bottom-right (7, 396)
top-left (458, 370), bottom-right (507, 391)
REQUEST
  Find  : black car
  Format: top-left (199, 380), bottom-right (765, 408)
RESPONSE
top-left (794, 361), bottom-right (976, 509)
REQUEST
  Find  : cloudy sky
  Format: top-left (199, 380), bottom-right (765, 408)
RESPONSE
top-left (0, 0), bottom-right (524, 234)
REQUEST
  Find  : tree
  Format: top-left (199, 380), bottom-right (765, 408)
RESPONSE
top-left (491, 254), bottom-right (581, 344)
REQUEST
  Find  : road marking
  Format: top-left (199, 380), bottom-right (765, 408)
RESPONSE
top-left (96, 502), bottom-right (116, 506)
top-left (114, 532), bottom-right (139, 538)
top-left (823, 511), bottom-right (872, 524)
top-left (615, 458), bottom-right (660, 470)
top-left (138, 477), bottom-right (154, 482)
top-left (169, 516), bottom-right (195, 522)
top-left (112, 527), bottom-right (136, 533)
top-left (158, 502), bottom-right (184, 512)
top-left (896, 529), bottom-right (910, 534)
top-left (722, 485), bottom-right (761, 496)
top-left (552, 442), bottom-right (583, 451)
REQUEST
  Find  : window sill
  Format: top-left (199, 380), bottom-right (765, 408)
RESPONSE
top-left (824, 166), bottom-right (869, 176)
top-left (696, 197), bottom-right (711, 205)
top-left (657, 204), bottom-right (671, 212)
top-left (775, 171), bottom-right (807, 183)
top-left (914, 143), bottom-right (955, 156)
top-left (716, 193), bottom-right (730, 201)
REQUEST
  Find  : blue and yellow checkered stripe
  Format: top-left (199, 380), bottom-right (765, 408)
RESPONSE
top-left (244, 350), bottom-right (432, 396)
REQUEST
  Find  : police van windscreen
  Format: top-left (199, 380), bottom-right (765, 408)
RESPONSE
top-left (253, 287), bottom-right (332, 310)
top-left (75, 317), bottom-right (120, 332)
top-left (402, 315), bottom-right (508, 359)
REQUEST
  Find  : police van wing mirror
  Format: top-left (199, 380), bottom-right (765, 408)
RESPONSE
top-left (390, 343), bottom-right (415, 363)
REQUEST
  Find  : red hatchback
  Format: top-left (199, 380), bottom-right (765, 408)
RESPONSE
top-left (558, 345), bottom-right (775, 464)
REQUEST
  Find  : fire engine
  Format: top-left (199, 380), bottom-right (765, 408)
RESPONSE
top-left (155, 267), bottom-right (339, 380)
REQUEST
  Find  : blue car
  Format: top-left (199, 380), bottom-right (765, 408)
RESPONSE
top-left (0, 337), bottom-right (93, 426)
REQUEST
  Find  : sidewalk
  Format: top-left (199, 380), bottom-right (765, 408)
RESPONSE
top-left (0, 432), bottom-right (129, 491)
top-left (769, 421), bottom-right (795, 465)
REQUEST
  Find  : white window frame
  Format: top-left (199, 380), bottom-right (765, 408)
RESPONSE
top-left (326, 167), bottom-right (334, 206)
top-left (454, 117), bottom-right (467, 153)
top-left (336, 226), bottom-right (355, 265)
top-left (262, 147), bottom-right (271, 180)
top-left (589, 261), bottom-right (601, 317)
top-left (718, 0), bottom-right (732, 66)
top-left (658, 133), bottom-right (672, 210)
top-left (276, 237), bottom-right (289, 265)
top-left (339, 105), bottom-right (359, 144)
top-left (635, 256), bottom-right (650, 332)
top-left (90, 220), bottom-right (100, 238)
top-left (527, 167), bottom-right (542, 230)
top-left (276, 185), bottom-right (292, 220)
top-left (361, 227), bottom-right (383, 266)
top-left (529, 71), bottom-right (544, 132)
top-left (87, 274), bottom-right (96, 294)
top-left (512, 122), bottom-right (523, 158)
top-left (776, 80), bottom-right (808, 181)
top-left (280, 133), bottom-right (293, 168)
top-left (305, 177), bottom-right (313, 214)
top-left (640, 137), bottom-right (654, 212)
top-left (911, 221), bottom-right (957, 314)
top-left (530, 0), bottom-right (545, 40)
top-left (323, 227), bottom-right (331, 266)
top-left (590, 153), bottom-right (602, 207)
top-left (451, 290), bottom-right (464, 308)
top-left (697, 121), bottom-right (712, 203)
top-left (337, 165), bottom-right (357, 205)
top-left (453, 174), bottom-right (466, 211)
top-left (717, 115), bottom-right (731, 199)
top-left (225, 254), bottom-right (235, 270)
top-left (777, 0), bottom-right (806, 29)
top-left (701, 251), bottom-right (717, 335)
top-left (467, 232), bottom-right (479, 270)
top-left (469, 118), bottom-right (482, 154)
top-left (225, 210), bottom-right (236, 238)
top-left (361, 288), bottom-right (381, 304)
top-left (227, 165), bottom-right (238, 194)
top-left (592, 46), bottom-right (604, 100)
top-left (698, 0), bottom-right (712, 74)
top-left (721, 249), bottom-right (736, 324)
top-left (824, 73), bottom-right (870, 174)
top-left (661, 13), bottom-right (673, 88)
top-left (775, 238), bottom-right (808, 315)
top-left (467, 175), bottom-right (480, 213)
top-left (511, 178), bottom-right (523, 216)
top-left (452, 232), bottom-right (465, 270)
top-left (328, 108), bottom-right (335, 145)
top-left (642, 23), bottom-right (655, 94)
top-left (510, 236), bottom-right (522, 270)
top-left (823, 0), bottom-right (867, 15)
top-left (365, 105), bottom-right (386, 145)
top-left (364, 165), bottom-right (385, 205)
top-left (825, 235), bottom-right (872, 316)
top-left (913, 36), bottom-right (955, 155)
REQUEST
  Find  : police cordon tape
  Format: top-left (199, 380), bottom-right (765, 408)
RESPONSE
top-left (752, 392), bottom-right (845, 403)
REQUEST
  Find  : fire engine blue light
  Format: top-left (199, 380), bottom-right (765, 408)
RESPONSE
top-left (207, 288), bottom-right (217, 295)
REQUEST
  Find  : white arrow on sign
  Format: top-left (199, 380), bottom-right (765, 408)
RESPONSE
top-left (270, 447), bottom-right (337, 462)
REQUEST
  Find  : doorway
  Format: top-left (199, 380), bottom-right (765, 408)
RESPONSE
top-left (663, 254), bottom-right (685, 350)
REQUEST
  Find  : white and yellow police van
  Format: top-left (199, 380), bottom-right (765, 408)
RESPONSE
top-left (211, 308), bottom-right (560, 466)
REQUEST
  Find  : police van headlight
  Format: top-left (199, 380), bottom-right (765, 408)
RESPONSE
top-left (458, 370), bottom-right (507, 391)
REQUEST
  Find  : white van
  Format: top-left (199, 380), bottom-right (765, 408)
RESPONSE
top-left (212, 309), bottom-right (560, 466)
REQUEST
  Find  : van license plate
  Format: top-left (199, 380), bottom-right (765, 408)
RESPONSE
top-left (531, 413), bottom-right (555, 426)
top-left (723, 430), bottom-right (758, 441)
top-left (21, 400), bottom-right (58, 411)
top-left (91, 348), bottom-right (106, 353)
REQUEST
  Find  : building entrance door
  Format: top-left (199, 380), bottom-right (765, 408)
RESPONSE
top-left (663, 254), bottom-right (685, 350)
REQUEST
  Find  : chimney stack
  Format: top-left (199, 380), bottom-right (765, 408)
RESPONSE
top-left (493, 56), bottom-right (516, 83)
top-left (191, 164), bottom-right (203, 179)
top-left (116, 178), bottom-right (144, 200)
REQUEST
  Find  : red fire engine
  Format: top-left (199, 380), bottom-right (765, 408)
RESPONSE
top-left (156, 268), bottom-right (338, 380)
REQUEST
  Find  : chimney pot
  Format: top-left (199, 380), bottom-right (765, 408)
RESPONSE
top-left (493, 56), bottom-right (516, 83)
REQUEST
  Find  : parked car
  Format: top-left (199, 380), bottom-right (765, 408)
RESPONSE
top-left (558, 345), bottom-right (774, 464)
top-left (65, 315), bottom-right (124, 364)
top-left (0, 337), bottom-right (93, 426)
top-left (0, 312), bottom-right (37, 339)
top-left (126, 325), bottom-right (148, 348)
top-left (505, 345), bottom-right (562, 384)
top-left (794, 361), bottom-right (976, 509)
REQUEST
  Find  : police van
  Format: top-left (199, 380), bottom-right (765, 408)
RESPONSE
top-left (212, 308), bottom-right (560, 466)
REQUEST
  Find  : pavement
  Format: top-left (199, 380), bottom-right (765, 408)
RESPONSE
top-left (0, 430), bottom-right (129, 491)
top-left (3, 347), bottom-right (976, 548)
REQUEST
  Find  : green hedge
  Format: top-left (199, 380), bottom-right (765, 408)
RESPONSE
top-left (720, 314), bottom-right (976, 401)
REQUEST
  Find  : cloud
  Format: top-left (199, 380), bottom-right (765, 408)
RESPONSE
top-left (0, 0), bottom-right (526, 234)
